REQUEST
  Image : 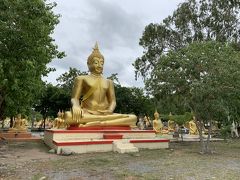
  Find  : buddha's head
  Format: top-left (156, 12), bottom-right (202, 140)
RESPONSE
top-left (87, 43), bottom-right (104, 75)
top-left (169, 112), bottom-right (173, 120)
top-left (16, 114), bottom-right (21, 119)
top-left (57, 110), bottom-right (62, 117)
top-left (154, 110), bottom-right (159, 119)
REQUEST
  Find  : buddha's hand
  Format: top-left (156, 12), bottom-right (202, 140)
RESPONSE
top-left (97, 110), bottom-right (113, 115)
top-left (72, 105), bottom-right (84, 123)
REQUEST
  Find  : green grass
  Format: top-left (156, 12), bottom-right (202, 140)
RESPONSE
top-left (1, 139), bottom-right (240, 179)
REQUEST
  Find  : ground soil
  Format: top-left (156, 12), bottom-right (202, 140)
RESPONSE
top-left (0, 139), bottom-right (240, 180)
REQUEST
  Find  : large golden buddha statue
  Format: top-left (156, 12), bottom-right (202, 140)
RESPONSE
top-left (65, 43), bottom-right (137, 127)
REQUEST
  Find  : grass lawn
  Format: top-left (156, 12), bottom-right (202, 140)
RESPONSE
top-left (0, 139), bottom-right (240, 180)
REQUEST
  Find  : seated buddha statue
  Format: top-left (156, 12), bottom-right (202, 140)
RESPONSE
top-left (189, 116), bottom-right (199, 135)
top-left (9, 114), bottom-right (27, 132)
top-left (152, 110), bottom-right (163, 134)
top-left (64, 43), bottom-right (137, 127)
top-left (53, 110), bottom-right (66, 129)
top-left (144, 116), bottom-right (152, 128)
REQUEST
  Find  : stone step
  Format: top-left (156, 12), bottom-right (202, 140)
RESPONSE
top-left (113, 140), bottom-right (139, 153)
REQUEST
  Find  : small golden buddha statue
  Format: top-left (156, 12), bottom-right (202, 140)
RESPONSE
top-left (152, 110), bottom-right (163, 134)
top-left (64, 43), bottom-right (137, 127)
top-left (144, 116), bottom-right (152, 128)
top-left (9, 114), bottom-right (27, 132)
top-left (189, 116), bottom-right (198, 135)
top-left (53, 110), bottom-right (66, 129)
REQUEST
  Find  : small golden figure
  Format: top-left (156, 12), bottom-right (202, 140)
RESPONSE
top-left (9, 114), bottom-right (27, 132)
top-left (188, 116), bottom-right (199, 135)
top-left (53, 110), bottom-right (66, 129)
top-left (152, 110), bottom-right (163, 134)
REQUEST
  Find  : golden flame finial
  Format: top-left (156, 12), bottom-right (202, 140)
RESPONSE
top-left (154, 109), bottom-right (159, 117)
top-left (94, 42), bottom-right (99, 50)
top-left (87, 42), bottom-right (104, 65)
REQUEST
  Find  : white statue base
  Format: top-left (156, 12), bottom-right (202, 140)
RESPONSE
top-left (44, 126), bottom-right (169, 154)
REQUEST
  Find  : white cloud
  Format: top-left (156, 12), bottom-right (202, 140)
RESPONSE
top-left (45, 0), bottom-right (184, 87)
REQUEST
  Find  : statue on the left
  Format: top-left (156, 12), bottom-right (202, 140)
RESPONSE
top-left (9, 114), bottom-right (27, 132)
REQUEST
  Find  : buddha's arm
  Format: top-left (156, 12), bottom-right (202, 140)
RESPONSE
top-left (107, 80), bottom-right (116, 112)
top-left (71, 76), bottom-right (84, 120)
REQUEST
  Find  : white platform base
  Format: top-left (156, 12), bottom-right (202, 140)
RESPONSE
top-left (44, 129), bottom-right (169, 154)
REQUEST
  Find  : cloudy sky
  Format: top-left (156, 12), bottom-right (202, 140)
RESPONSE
top-left (45, 0), bottom-right (185, 87)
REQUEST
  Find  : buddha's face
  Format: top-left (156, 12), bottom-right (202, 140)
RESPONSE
top-left (90, 57), bottom-right (104, 74)
top-left (154, 113), bottom-right (159, 119)
top-left (16, 114), bottom-right (21, 119)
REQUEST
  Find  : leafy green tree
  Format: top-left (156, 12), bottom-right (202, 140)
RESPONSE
top-left (133, 0), bottom-right (240, 152)
top-left (34, 83), bottom-right (70, 122)
top-left (115, 85), bottom-right (155, 117)
top-left (0, 0), bottom-right (64, 121)
top-left (147, 41), bottom-right (240, 153)
top-left (134, 0), bottom-right (240, 79)
top-left (107, 73), bottom-right (120, 85)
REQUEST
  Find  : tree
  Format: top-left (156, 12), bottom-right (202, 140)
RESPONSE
top-left (134, 0), bottom-right (240, 79)
top-left (147, 41), bottom-right (240, 153)
top-left (133, 0), bottom-right (240, 152)
top-left (114, 85), bottom-right (155, 117)
top-left (34, 83), bottom-right (70, 122)
top-left (0, 0), bottom-right (64, 121)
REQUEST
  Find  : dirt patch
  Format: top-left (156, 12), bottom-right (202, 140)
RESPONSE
top-left (0, 140), bottom-right (240, 179)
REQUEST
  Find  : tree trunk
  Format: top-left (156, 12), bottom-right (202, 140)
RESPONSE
top-left (196, 119), bottom-right (205, 153)
top-left (205, 119), bottom-right (212, 153)
top-left (196, 118), bottom-right (213, 154)
top-left (10, 116), bottom-right (14, 128)
top-left (43, 118), bottom-right (46, 129)
top-left (1, 119), bottom-right (4, 128)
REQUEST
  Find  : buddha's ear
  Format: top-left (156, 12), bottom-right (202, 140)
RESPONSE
top-left (87, 62), bottom-right (94, 72)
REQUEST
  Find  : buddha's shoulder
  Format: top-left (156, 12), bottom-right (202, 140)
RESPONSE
top-left (75, 75), bottom-right (112, 84)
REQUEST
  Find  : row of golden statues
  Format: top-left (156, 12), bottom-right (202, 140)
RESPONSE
top-left (137, 111), bottom-right (199, 135)
top-left (51, 109), bottom-right (200, 136)
top-left (5, 110), bottom-right (205, 137)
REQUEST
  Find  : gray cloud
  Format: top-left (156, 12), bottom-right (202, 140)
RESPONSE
top-left (46, 0), bottom-right (184, 87)
top-left (86, 0), bottom-right (143, 49)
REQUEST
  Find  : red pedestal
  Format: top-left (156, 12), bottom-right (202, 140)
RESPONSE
top-left (1, 132), bottom-right (32, 138)
top-left (103, 134), bottom-right (123, 139)
top-left (0, 132), bottom-right (41, 142)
